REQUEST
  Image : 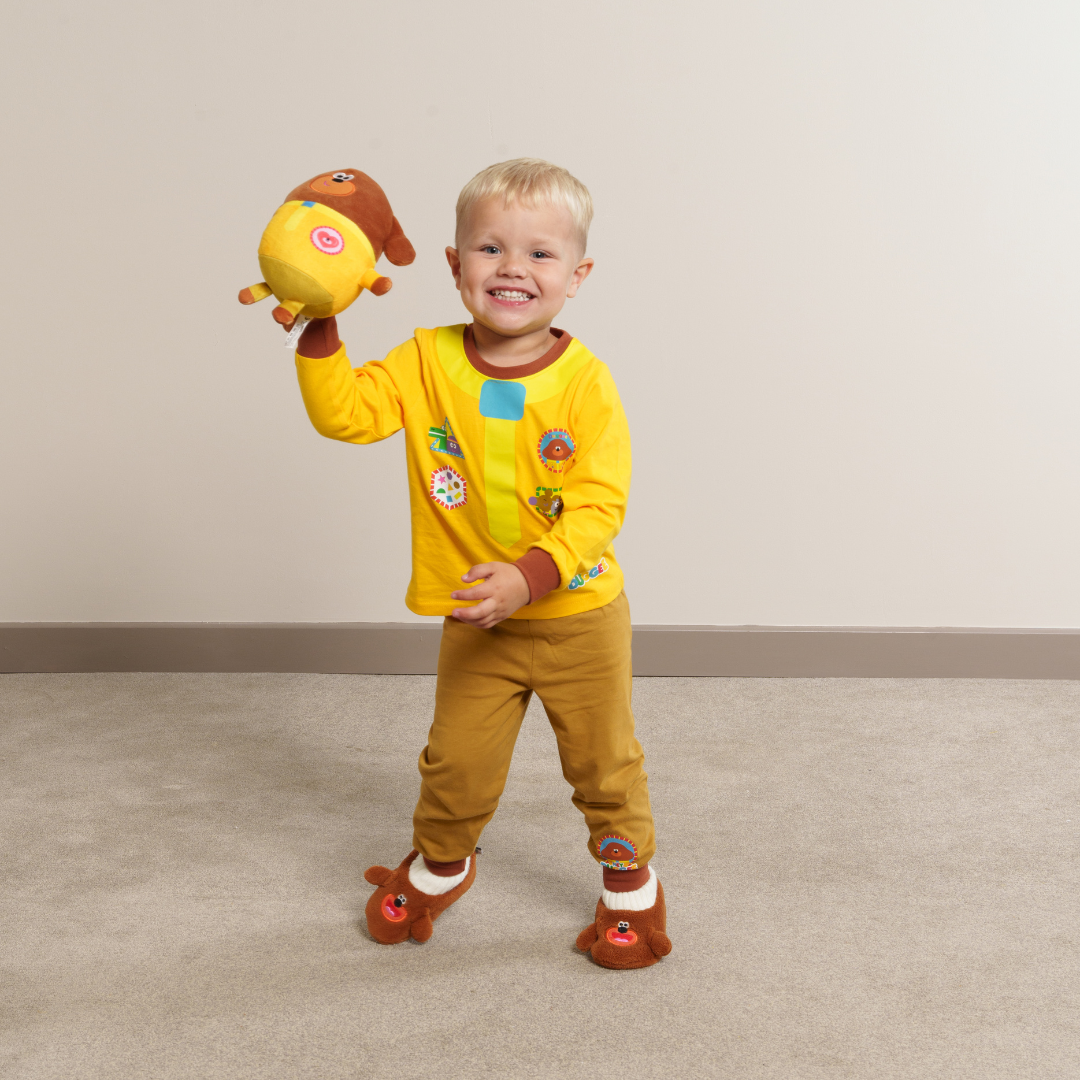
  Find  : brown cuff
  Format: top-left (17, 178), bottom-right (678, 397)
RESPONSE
top-left (423, 856), bottom-right (467, 877)
top-left (296, 316), bottom-right (341, 359)
top-left (603, 863), bottom-right (651, 892)
top-left (514, 548), bottom-right (561, 604)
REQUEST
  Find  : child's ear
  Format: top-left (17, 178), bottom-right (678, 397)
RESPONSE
top-left (445, 246), bottom-right (463, 290)
top-left (566, 256), bottom-right (594, 298)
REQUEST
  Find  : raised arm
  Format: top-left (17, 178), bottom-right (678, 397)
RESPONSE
top-left (293, 316), bottom-right (410, 445)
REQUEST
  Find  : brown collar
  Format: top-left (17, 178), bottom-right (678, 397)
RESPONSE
top-left (463, 325), bottom-right (573, 379)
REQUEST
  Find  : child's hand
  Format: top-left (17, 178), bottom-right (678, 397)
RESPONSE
top-left (450, 563), bottom-right (531, 628)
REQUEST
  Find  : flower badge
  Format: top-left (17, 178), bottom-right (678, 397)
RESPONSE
top-left (537, 429), bottom-right (575, 474)
top-left (429, 465), bottom-right (466, 509)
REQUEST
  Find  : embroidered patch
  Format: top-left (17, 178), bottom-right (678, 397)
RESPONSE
top-left (537, 428), bottom-right (575, 473)
top-left (310, 225), bottom-right (344, 254)
top-left (528, 486), bottom-right (563, 519)
top-left (598, 835), bottom-right (639, 870)
top-left (568, 557), bottom-right (609, 591)
top-left (428, 418), bottom-right (464, 460)
top-left (429, 465), bottom-right (466, 509)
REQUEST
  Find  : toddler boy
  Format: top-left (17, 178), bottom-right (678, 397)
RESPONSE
top-left (293, 159), bottom-right (670, 968)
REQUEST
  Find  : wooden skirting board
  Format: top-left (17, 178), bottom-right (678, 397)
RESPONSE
top-left (1, 624), bottom-right (1079, 677)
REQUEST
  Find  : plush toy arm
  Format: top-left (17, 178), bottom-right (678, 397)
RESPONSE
top-left (383, 216), bottom-right (416, 266)
top-left (239, 282), bottom-right (273, 305)
top-left (272, 299), bottom-right (305, 327)
top-left (575, 923), bottom-right (599, 951)
top-left (364, 866), bottom-right (394, 886)
top-left (359, 269), bottom-right (393, 296)
top-left (410, 909), bottom-right (434, 942)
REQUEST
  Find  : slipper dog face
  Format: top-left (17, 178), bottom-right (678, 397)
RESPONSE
top-left (575, 881), bottom-right (672, 969)
top-left (363, 850), bottom-right (477, 944)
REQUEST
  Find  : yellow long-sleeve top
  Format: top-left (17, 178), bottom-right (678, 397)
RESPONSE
top-left (295, 324), bottom-right (631, 619)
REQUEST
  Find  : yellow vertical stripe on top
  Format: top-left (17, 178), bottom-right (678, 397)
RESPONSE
top-left (284, 203), bottom-right (311, 231)
top-left (485, 418), bottom-right (521, 547)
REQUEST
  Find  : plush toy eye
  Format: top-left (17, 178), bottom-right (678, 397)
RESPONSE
top-left (618, 921), bottom-right (630, 933)
top-left (394, 894), bottom-right (407, 907)
top-left (332, 172), bottom-right (355, 182)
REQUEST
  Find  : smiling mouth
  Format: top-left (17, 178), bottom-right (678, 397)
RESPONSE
top-left (489, 289), bottom-right (534, 303)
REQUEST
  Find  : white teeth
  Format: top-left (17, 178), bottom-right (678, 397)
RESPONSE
top-left (491, 290), bottom-right (532, 301)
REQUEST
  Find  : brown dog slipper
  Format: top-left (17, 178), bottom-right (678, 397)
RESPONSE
top-left (576, 880), bottom-right (672, 969)
top-left (363, 849), bottom-right (477, 944)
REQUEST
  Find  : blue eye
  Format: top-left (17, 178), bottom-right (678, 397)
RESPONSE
top-left (482, 245), bottom-right (500, 255)
top-left (531, 251), bottom-right (550, 259)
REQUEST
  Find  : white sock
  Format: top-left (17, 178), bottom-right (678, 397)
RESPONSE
top-left (408, 855), bottom-right (470, 895)
top-left (601, 865), bottom-right (658, 912)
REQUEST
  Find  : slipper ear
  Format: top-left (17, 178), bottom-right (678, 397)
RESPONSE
top-left (575, 923), bottom-right (599, 951)
top-left (410, 909), bottom-right (434, 943)
top-left (364, 865), bottom-right (393, 886)
top-left (648, 929), bottom-right (672, 958)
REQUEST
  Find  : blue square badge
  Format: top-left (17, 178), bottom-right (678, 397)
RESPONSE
top-left (478, 379), bottom-right (527, 421)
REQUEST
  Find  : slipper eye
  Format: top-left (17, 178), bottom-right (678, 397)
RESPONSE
top-left (395, 894), bottom-right (407, 908)
top-left (618, 921), bottom-right (630, 933)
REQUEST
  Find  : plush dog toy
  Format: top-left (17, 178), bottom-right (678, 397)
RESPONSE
top-left (239, 168), bottom-right (415, 330)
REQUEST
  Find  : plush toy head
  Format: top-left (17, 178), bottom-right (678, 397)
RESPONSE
top-left (238, 168), bottom-right (415, 330)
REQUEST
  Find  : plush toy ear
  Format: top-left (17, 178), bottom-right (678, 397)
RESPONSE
top-left (410, 909), bottom-right (434, 942)
top-left (575, 923), bottom-right (599, 951)
top-left (364, 866), bottom-right (393, 886)
top-left (384, 216), bottom-right (416, 266)
top-left (648, 929), bottom-right (672, 958)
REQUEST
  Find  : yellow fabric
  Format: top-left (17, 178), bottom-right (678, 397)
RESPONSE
top-left (483, 417), bottom-right (520, 546)
top-left (245, 281), bottom-right (273, 303)
top-left (256, 257), bottom-right (333, 308)
top-left (295, 324), bottom-right (632, 618)
top-left (258, 201), bottom-right (378, 320)
top-left (412, 592), bottom-right (654, 864)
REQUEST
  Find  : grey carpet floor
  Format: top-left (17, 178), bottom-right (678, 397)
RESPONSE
top-left (2, 674), bottom-right (1078, 1079)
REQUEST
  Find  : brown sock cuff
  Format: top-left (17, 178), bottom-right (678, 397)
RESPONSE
top-left (423, 856), bottom-right (467, 877)
top-left (602, 863), bottom-right (651, 892)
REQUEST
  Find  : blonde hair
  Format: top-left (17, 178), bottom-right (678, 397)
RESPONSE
top-left (455, 158), bottom-right (594, 253)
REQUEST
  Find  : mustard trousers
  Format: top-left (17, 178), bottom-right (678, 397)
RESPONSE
top-left (412, 591), bottom-right (656, 867)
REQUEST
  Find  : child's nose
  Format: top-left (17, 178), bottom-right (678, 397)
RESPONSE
top-left (498, 253), bottom-right (527, 276)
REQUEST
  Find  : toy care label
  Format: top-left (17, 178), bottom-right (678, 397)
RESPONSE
top-left (283, 315), bottom-right (310, 348)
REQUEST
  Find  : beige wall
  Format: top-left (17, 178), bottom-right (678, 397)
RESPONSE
top-left (2, 2), bottom-right (1079, 626)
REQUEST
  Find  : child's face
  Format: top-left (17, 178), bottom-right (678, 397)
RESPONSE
top-left (446, 198), bottom-right (593, 339)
